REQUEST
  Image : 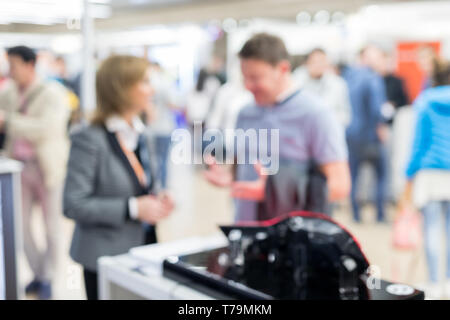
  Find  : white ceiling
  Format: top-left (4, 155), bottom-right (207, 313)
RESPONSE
top-left (0, 0), bottom-right (412, 33)
top-left (0, 0), bottom-right (449, 37)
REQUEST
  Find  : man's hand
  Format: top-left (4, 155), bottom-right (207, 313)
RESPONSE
top-left (395, 180), bottom-right (414, 220)
top-left (320, 161), bottom-right (351, 202)
top-left (203, 155), bottom-right (233, 187)
top-left (136, 194), bottom-right (173, 224)
top-left (377, 123), bottom-right (390, 144)
top-left (203, 156), bottom-right (268, 201)
top-left (230, 162), bottom-right (268, 201)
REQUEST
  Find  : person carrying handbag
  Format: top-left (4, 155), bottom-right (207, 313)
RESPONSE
top-left (0, 46), bottom-right (71, 300)
top-left (399, 59), bottom-right (450, 299)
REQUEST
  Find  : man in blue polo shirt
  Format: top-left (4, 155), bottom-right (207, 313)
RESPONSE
top-left (341, 45), bottom-right (389, 223)
top-left (204, 33), bottom-right (350, 222)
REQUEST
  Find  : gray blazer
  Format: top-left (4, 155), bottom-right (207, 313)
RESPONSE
top-left (63, 124), bottom-right (160, 271)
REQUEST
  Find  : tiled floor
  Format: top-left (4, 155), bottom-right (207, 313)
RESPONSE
top-left (20, 161), bottom-right (442, 300)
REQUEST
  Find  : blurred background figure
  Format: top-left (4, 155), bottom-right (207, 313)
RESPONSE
top-left (340, 44), bottom-right (389, 223)
top-left (379, 51), bottom-right (409, 124)
top-left (0, 45), bottom-right (71, 299)
top-left (186, 55), bottom-right (226, 130)
top-left (0, 49), bottom-right (12, 149)
top-left (50, 56), bottom-right (81, 131)
top-left (148, 61), bottom-right (180, 189)
top-left (205, 60), bottom-right (254, 160)
top-left (400, 60), bottom-right (450, 299)
top-left (364, 45), bottom-right (412, 204)
top-left (185, 56), bottom-right (226, 157)
top-left (417, 45), bottom-right (439, 92)
top-left (293, 48), bottom-right (352, 127)
top-left (374, 50), bottom-right (410, 206)
top-left (0, 49), bottom-right (10, 91)
top-left (51, 56), bottom-right (74, 91)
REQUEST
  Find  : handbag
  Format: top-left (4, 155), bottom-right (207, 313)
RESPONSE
top-left (392, 208), bottom-right (422, 250)
top-left (10, 84), bottom-right (46, 161)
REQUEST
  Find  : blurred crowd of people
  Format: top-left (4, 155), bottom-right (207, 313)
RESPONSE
top-left (0, 33), bottom-right (450, 300)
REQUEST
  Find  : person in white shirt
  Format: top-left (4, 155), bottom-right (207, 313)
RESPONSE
top-left (148, 62), bottom-right (180, 189)
top-left (205, 66), bottom-right (254, 157)
top-left (293, 48), bottom-right (351, 127)
top-left (0, 46), bottom-right (71, 300)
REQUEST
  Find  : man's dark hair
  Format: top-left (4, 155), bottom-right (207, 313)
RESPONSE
top-left (238, 33), bottom-right (289, 66)
top-left (307, 48), bottom-right (326, 60)
top-left (195, 68), bottom-right (209, 92)
top-left (150, 60), bottom-right (161, 68)
top-left (55, 55), bottom-right (65, 63)
top-left (7, 46), bottom-right (37, 65)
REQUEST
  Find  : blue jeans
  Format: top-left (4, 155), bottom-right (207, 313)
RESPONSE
top-left (347, 141), bottom-right (387, 222)
top-left (422, 201), bottom-right (450, 283)
top-left (155, 135), bottom-right (172, 189)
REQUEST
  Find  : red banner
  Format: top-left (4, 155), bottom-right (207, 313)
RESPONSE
top-left (396, 42), bottom-right (441, 102)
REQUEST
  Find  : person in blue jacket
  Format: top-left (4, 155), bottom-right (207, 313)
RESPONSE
top-left (400, 60), bottom-right (450, 299)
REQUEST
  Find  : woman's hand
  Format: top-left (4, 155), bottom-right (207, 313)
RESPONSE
top-left (158, 191), bottom-right (175, 213)
top-left (396, 180), bottom-right (414, 220)
top-left (136, 194), bottom-right (173, 224)
top-left (377, 123), bottom-right (390, 144)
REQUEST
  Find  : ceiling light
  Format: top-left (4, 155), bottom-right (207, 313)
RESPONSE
top-left (331, 11), bottom-right (346, 24)
top-left (296, 11), bottom-right (311, 26)
top-left (314, 10), bottom-right (330, 25)
top-left (222, 18), bottom-right (237, 33)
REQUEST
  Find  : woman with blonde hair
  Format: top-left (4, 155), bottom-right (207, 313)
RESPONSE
top-left (64, 55), bottom-right (174, 300)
